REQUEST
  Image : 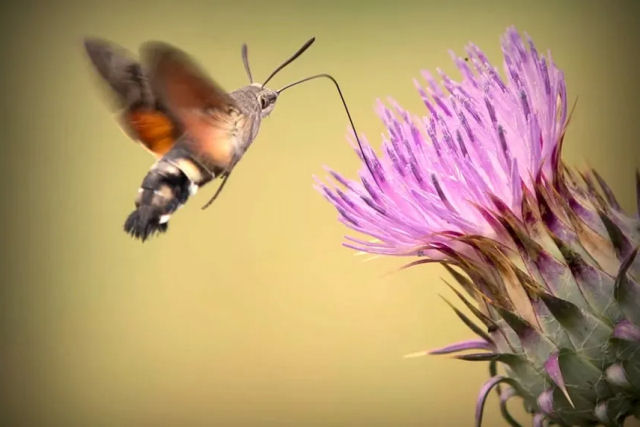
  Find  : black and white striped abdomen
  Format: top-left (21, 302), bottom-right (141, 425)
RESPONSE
top-left (123, 157), bottom-right (210, 241)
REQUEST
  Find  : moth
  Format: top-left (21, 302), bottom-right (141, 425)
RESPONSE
top-left (84, 37), bottom-right (371, 241)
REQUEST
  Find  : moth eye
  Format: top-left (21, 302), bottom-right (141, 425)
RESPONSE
top-left (260, 96), bottom-right (269, 109)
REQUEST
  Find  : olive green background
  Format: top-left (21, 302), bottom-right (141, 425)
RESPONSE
top-left (1, 0), bottom-right (639, 425)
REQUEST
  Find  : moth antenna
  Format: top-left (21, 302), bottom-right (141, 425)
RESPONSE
top-left (277, 74), bottom-right (379, 187)
top-left (202, 171), bottom-right (231, 209)
top-left (262, 37), bottom-right (315, 88)
top-left (241, 44), bottom-right (253, 83)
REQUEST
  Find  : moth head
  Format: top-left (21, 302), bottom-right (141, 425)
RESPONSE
top-left (241, 38), bottom-right (314, 119)
top-left (256, 86), bottom-right (278, 118)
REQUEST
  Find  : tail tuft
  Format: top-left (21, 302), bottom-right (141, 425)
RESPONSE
top-left (123, 155), bottom-right (207, 241)
top-left (124, 206), bottom-right (168, 241)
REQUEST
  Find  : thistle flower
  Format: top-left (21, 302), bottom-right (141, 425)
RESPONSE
top-left (318, 27), bottom-right (640, 426)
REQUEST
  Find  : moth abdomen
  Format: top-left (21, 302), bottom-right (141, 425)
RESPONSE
top-left (124, 205), bottom-right (169, 241)
top-left (124, 159), bottom-right (203, 241)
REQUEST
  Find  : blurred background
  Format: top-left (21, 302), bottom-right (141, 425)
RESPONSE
top-left (1, 0), bottom-right (639, 425)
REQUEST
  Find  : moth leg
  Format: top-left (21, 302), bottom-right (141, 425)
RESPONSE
top-left (201, 171), bottom-right (231, 210)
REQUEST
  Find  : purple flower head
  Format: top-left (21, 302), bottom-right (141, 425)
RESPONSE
top-left (318, 27), bottom-right (569, 257)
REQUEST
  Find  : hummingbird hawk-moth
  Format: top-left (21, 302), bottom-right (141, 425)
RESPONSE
top-left (84, 37), bottom-right (372, 241)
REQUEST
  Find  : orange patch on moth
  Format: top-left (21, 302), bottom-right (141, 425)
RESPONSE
top-left (126, 110), bottom-right (176, 156)
top-left (198, 125), bottom-right (234, 168)
top-left (183, 114), bottom-right (235, 169)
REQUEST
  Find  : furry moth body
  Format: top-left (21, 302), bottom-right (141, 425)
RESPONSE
top-left (123, 83), bottom-right (277, 241)
top-left (84, 38), bottom-right (289, 241)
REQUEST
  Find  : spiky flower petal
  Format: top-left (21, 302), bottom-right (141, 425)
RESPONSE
top-left (318, 27), bottom-right (567, 257)
top-left (319, 27), bottom-right (640, 426)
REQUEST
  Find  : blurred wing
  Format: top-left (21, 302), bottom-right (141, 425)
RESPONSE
top-left (84, 38), bottom-right (181, 157)
top-left (140, 42), bottom-right (239, 169)
top-left (141, 41), bottom-right (234, 117)
top-left (84, 38), bottom-right (154, 109)
top-left (122, 109), bottom-right (178, 157)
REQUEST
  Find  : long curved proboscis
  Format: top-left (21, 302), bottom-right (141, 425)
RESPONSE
top-left (278, 73), bottom-right (378, 187)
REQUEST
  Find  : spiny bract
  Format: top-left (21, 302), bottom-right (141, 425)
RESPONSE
top-left (318, 27), bottom-right (640, 426)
